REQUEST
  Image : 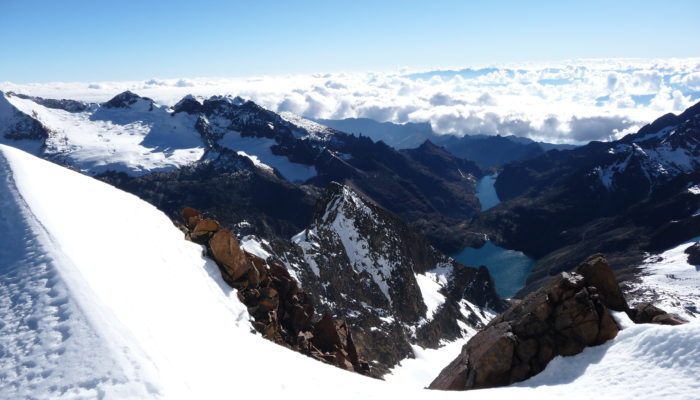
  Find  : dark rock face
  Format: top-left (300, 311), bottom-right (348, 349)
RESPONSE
top-left (685, 242), bottom-right (700, 265)
top-left (190, 94), bottom-right (486, 253)
top-left (285, 182), bottom-right (506, 375)
top-left (429, 255), bottom-right (623, 391)
top-left (2, 113), bottom-right (49, 141)
top-left (178, 207), bottom-right (371, 376)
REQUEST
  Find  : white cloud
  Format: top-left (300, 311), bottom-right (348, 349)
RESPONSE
top-left (680, 72), bottom-right (700, 90)
top-left (2, 58), bottom-right (699, 144)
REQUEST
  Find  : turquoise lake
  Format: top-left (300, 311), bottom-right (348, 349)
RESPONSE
top-left (451, 174), bottom-right (535, 298)
top-left (476, 173), bottom-right (500, 211)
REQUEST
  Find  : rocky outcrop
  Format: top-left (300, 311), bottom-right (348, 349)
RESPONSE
top-left (179, 207), bottom-right (371, 376)
top-left (429, 254), bottom-right (689, 391)
top-left (429, 255), bottom-right (624, 390)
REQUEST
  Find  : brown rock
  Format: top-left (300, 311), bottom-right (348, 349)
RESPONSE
top-left (178, 206), bottom-right (371, 376)
top-left (516, 338), bottom-right (538, 362)
top-left (597, 307), bottom-right (620, 342)
top-left (258, 287), bottom-right (279, 312)
top-left (246, 265), bottom-right (261, 289)
top-left (430, 322), bottom-right (515, 390)
top-left (576, 254), bottom-right (628, 311)
top-left (630, 302), bottom-right (665, 323)
top-left (209, 229), bottom-right (252, 283)
top-left (248, 254), bottom-right (269, 284)
top-left (191, 218), bottom-right (220, 243)
top-left (181, 207), bottom-right (203, 229)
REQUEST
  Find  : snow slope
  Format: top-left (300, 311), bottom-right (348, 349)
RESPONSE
top-left (1, 144), bottom-right (698, 399)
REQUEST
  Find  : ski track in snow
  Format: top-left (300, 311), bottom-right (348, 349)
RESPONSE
top-left (0, 150), bottom-right (153, 399)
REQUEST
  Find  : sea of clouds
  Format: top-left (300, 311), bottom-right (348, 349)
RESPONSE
top-left (2, 58), bottom-right (699, 144)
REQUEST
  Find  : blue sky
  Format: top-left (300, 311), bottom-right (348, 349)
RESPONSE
top-left (1, 0), bottom-right (698, 83)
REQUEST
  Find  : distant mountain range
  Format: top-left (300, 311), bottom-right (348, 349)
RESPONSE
top-left (316, 117), bottom-right (576, 169)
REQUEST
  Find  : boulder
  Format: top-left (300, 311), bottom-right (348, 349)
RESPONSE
top-left (429, 256), bottom-right (622, 391)
top-left (209, 229), bottom-right (252, 283)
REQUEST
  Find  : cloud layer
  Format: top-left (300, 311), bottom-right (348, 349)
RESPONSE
top-left (3, 58), bottom-right (699, 143)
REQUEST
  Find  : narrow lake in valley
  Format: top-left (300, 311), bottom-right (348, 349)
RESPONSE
top-left (451, 173), bottom-right (535, 299)
top-left (476, 173), bottom-right (499, 211)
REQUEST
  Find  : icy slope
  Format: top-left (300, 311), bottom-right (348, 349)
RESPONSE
top-left (1, 144), bottom-right (698, 399)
